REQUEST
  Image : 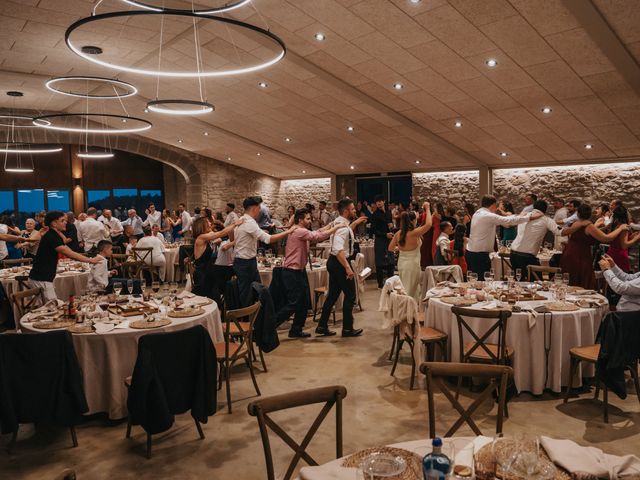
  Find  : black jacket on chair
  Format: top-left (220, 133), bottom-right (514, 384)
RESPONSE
top-left (0, 330), bottom-right (88, 434)
top-left (251, 282), bottom-right (279, 353)
top-left (268, 267), bottom-right (288, 314)
top-left (127, 325), bottom-right (217, 435)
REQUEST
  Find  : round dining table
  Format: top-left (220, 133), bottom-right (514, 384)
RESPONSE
top-left (490, 248), bottom-right (562, 280)
top-left (19, 294), bottom-right (223, 420)
top-left (162, 246), bottom-right (181, 282)
top-left (316, 241), bottom-right (376, 272)
top-left (424, 287), bottom-right (608, 395)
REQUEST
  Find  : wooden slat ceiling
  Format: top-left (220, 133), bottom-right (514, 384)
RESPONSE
top-left (0, 0), bottom-right (639, 178)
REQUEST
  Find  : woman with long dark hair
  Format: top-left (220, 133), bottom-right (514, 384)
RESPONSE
top-left (604, 206), bottom-right (640, 273)
top-left (463, 203), bottom-right (475, 237)
top-left (388, 202), bottom-right (432, 302)
top-left (419, 203), bottom-right (441, 268)
top-left (449, 223), bottom-right (468, 275)
top-left (498, 201), bottom-right (517, 243)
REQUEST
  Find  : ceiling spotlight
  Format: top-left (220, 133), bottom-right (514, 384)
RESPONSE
top-left (347, 126), bottom-right (354, 132)
top-left (584, 143), bottom-right (593, 150)
top-left (177, 139), bottom-right (183, 143)
top-left (410, 0), bottom-right (422, 3)
top-left (499, 152), bottom-right (508, 157)
top-left (144, 108), bottom-right (149, 113)
top-left (486, 58), bottom-right (498, 68)
top-left (257, 152), bottom-right (261, 156)
top-left (227, 156), bottom-right (232, 161)
top-left (393, 83), bottom-right (404, 90)
top-left (541, 106), bottom-right (552, 114)
top-left (350, 165), bottom-right (355, 170)
top-left (415, 160), bottom-right (421, 164)
top-left (122, 118), bottom-right (127, 123)
top-left (284, 137), bottom-right (291, 142)
top-left (258, 82), bottom-right (268, 88)
top-left (203, 132), bottom-right (209, 136)
top-left (302, 170), bottom-right (306, 173)
top-left (454, 120), bottom-right (463, 128)
top-left (314, 33), bottom-right (326, 41)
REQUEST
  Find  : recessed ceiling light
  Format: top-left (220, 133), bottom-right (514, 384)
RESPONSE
top-left (258, 82), bottom-right (268, 88)
top-left (314, 33), bottom-right (326, 41)
top-left (121, 118), bottom-right (127, 123)
top-left (393, 82), bottom-right (404, 90)
top-left (177, 139), bottom-right (183, 143)
top-left (499, 152), bottom-right (508, 157)
top-left (410, 0), bottom-right (422, 3)
top-left (541, 106), bottom-right (552, 114)
top-left (302, 170), bottom-right (306, 173)
top-left (454, 120), bottom-right (463, 128)
top-left (284, 137), bottom-right (291, 142)
top-left (347, 126), bottom-right (354, 132)
top-left (144, 108), bottom-right (149, 113)
top-left (584, 143), bottom-right (593, 150)
top-left (256, 152), bottom-right (261, 156)
top-left (415, 160), bottom-right (421, 164)
top-left (227, 156), bottom-right (232, 161)
top-left (350, 165), bottom-right (355, 170)
top-left (486, 58), bottom-right (498, 68)
top-left (203, 132), bottom-right (209, 136)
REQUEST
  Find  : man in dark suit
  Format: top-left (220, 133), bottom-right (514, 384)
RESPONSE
top-left (64, 211), bottom-right (82, 252)
top-left (371, 195), bottom-right (395, 288)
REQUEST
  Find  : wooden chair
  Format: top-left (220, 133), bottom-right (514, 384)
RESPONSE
top-left (421, 362), bottom-right (512, 437)
top-left (131, 247), bottom-right (161, 282)
top-left (564, 344), bottom-right (640, 423)
top-left (350, 252), bottom-right (370, 311)
top-left (218, 302), bottom-right (262, 413)
top-left (247, 385), bottom-right (347, 480)
top-left (528, 265), bottom-right (561, 282)
top-left (0, 258), bottom-right (33, 268)
top-left (309, 246), bottom-right (326, 259)
top-left (311, 287), bottom-right (336, 324)
top-left (498, 252), bottom-right (512, 280)
top-left (10, 287), bottom-right (44, 318)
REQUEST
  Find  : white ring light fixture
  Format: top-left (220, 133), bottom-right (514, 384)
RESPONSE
top-left (65, 11), bottom-right (286, 78)
top-left (0, 143), bottom-right (63, 154)
top-left (120, 0), bottom-right (252, 14)
top-left (0, 115), bottom-right (51, 128)
top-left (146, 99), bottom-right (214, 115)
top-left (32, 113), bottom-right (152, 134)
top-left (77, 151), bottom-right (115, 159)
top-left (45, 76), bottom-right (138, 99)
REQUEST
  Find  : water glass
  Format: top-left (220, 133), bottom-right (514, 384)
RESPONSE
top-left (113, 282), bottom-right (122, 297)
top-left (515, 268), bottom-right (522, 283)
top-left (562, 273), bottom-right (570, 286)
top-left (151, 281), bottom-right (160, 294)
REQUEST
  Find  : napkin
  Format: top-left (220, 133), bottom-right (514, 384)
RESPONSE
top-left (32, 299), bottom-right (63, 314)
top-left (178, 291), bottom-right (195, 299)
top-left (540, 436), bottom-right (640, 479)
top-left (424, 287), bottom-right (454, 300)
top-left (299, 465), bottom-right (359, 480)
top-left (94, 323), bottom-right (115, 334)
top-left (114, 320), bottom-right (131, 329)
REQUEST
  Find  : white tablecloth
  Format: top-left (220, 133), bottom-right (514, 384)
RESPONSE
top-left (424, 291), bottom-right (607, 394)
top-left (163, 247), bottom-right (180, 282)
top-left (490, 250), bottom-right (560, 280)
top-left (317, 242), bottom-right (375, 273)
top-left (421, 265), bottom-right (464, 298)
top-left (19, 296), bottom-right (223, 419)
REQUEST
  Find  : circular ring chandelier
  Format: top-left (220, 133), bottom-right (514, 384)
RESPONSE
top-left (65, 10), bottom-right (287, 78)
top-left (0, 115), bottom-right (51, 128)
top-left (77, 150), bottom-right (115, 159)
top-left (45, 76), bottom-right (138, 99)
top-left (32, 113), bottom-right (152, 134)
top-left (119, 0), bottom-right (252, 14)
top-left (0, 143), bottom-right (62, 154)
top-left (147, 99), bottom-right (214, 115)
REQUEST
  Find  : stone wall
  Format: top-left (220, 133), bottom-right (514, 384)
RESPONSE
top-left (412, 171), bottom-right (480, 210)
top-left (493, 163), bottom-right (640, 221)
top-left (279, 178), bottom-right (332, 214)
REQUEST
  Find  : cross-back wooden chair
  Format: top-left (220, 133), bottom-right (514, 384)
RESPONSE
top-left (443, 248), bottom-right (458, 265)
top-left (218, 302), bottom-right (262, 413)
top-left (498, 252), bottom-right (512, 280)
top-left (421, 362), bottom-right (512, 437)
top-left (132, 247), bottom-right (161, 282)
top-left (309, 246), bottom-right (325, 259)
top-left (10, 287), bottom-right (44, 318)
top-left (247, 385), bottom-right (347, 480)
top-left (528, 265), bottom-right (561, 282)
top-left (1, 257), bottom-right (33, 268)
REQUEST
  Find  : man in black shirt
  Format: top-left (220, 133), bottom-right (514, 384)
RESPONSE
top-left (29, 211), bottom-right (100, 302)
top-left (371, 195), bottom-right (395, 288)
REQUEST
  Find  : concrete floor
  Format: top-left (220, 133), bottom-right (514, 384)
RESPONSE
top-left (1, 282), bottom-right (639, 479)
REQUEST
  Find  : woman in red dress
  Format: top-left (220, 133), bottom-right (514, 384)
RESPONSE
top-left (560, 204), bottom-right (628, 289)
top-left (420, 204), bottom-right (441, 268)
top-left (449, 223), bottom-right (468, 276)
top-left (604, 206), bottom-right (640, 273)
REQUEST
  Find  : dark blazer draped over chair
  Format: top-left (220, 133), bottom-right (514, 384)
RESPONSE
top-left (251, 282), bottom-right (279, 354)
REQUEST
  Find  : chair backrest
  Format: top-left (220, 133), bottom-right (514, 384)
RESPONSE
top-left (132, 246), bottom-right (153, 264)
top-left (247, 385), bottom-right (347, 480)
top-left (443, 248), bottom-right (458, 264)
top-left (451, 306), bottom-right (512, 365)
top-left (184, 257), bottom-right (195, 278)
top-left (223, 302), bottom-right (261, 361)
top-left (109, 253), bottom-right (128, 269)
top-left (498, 252), bottom-right (512, 280)
top-left (309, 246), bottom-right (325, 258)
top-left (10, 287), bottom-right (44, 318)
top-left (1, 258), bottom-right (33, 268)
top-left (420, 362), bottom-right (512, 437)
top-left (528, 265), bottom-right (561, 281)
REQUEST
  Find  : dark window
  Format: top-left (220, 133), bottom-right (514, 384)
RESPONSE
top-left (47, 190), bottom-right (70, 212)
top-left (17, 189), bottom-right (45, 227)
top-left (0, 191), bottom-right (14, 217)
top-left (140, 189), bottom-right (163, 211)
top-left (87, 190), bottom-right (111, 210)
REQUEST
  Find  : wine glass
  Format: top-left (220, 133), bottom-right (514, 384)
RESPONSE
top-left (151, 281), bottom-right (160, 294)
top-left (126, 279), bottom-right (134, 296)
top-left (515, 268), bottom-right (522, 283)
top-left (169, 281), bottom-right (178, 295)
top-left (113, 282), bottom-right (122, 297)
top-left (562, 273), bottom-right (570, 287)
top-left (467, 272), bottom-right (477, 284)
top-left (161, 282), bottom-right (170, 298)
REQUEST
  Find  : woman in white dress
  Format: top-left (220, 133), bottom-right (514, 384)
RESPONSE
top-left (388, 202), bottom-right (432, 303)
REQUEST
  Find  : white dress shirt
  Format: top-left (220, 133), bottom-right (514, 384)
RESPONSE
top-left (224, 211), bottom-right (239, 228)
top-left (0, 224), bottom-right (8, 260)
top-left (122, 216), bottom-right (144, 236)
top-left (234, 214), bottom-right (271, 259)
top-left (562, 212), bottom-right (578, 226)
top-left (553, 207), bottom-right (568, 223)
top-left (143, 210), bottom-right (162, 228)
top-left (328, 216), bottom-right (354, 257)
top-left (521, 205), bottom-right (534, 214)
top-left (88, 255), bottom-right (109, 292)
top-left (603, 266), bottom-right (640, 312)
top-left (77, 217), bottom-right (109, 252)
top-left (436, 232), bottom-right (450, 257)
top-left (135, 235), bottom-right (167, 281)
top-left (319, 209), bottom-right (331, 228)
top-left (511, 210), bottom-right (560, 255)
top-left (101, 217), bottom-right (123, 237)
top-left (467, 208), bottom-right (530, 253)
top-left (215, 240), bottom-right (235, 266)
top-left (154, 232), bottom-right (166, 244)
top-left (180, 210), bottom-right (192, 233)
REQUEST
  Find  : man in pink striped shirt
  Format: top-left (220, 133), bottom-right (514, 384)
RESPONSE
top-left (276, 208), bottom-right (346, 338)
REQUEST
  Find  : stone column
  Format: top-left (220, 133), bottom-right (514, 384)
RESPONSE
top-left (478, 166), bottom-right (492, 200)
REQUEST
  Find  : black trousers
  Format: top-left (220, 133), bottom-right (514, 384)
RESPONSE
top-left (510, 250), bottom-right (540, 281)
top-left (319, 255), bottom-right (356, 331)
top-left (274, 268), bottom-right (310, 331)
top-left (233, 257), bottom-right (261, 308)
top-left (465, 250), bottom-right (491, 279)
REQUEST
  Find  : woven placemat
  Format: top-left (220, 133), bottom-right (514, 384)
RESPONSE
top-left (545, 302), bottom-right (579, 312)
top-left (475, 440), bottom-right (570, 480)
top-left (167, 307), bottom-right (204, 318)
top-left (68, 324), bottom-right (94, 334)
top-left (190, 298), bottom-right (214, 307)
top-left (342, 446), bottom-right (421, 480)
top-left (32, 320), bottom-right (76, 330)
top-left (440, 297), bottom-right (477, 306)
top-left (129, 319), bottom-right (172, 329)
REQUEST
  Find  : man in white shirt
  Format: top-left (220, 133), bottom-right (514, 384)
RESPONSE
top-left (317, 198), bottom-right (368, 338)
top-left (88, 240), bottom-right (117, 292)
top-left (466, 196), bottom-right (540, 278)
top-left (510, 200), bottom-right (561, 280)
top-left (434, 221), bottom-right (454, 265)
top-left (552, 199), bottom-right (568, 223)
top-left (177, 203), bottom-right (192, 236)
top-left (521, 193), bottom-right (537, 214)
top-left (151, 224), bottom-right (166, 244)
top-left (233, 196), bottom-right (297, 306)
top-left (135, 227), bottom-right (167, 281)
top-left (318, 201), bottom-right (331, 228)
top-left (223, 202), bottom-right (239, 227)
top-left (121, 209), bottom-right (145, 239)
top-left (100, 209), bottom-right (124, 245)
top-left (599, 254), bottom-right (640, 311)
top-left (557, 199), bottom-right (580, 226)
top-left (77, 207), bottom-right (109, 252)
top-left (142, 203), bottom-right (162, 229)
